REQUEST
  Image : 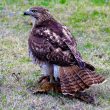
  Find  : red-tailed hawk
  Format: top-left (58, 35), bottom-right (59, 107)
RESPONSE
top-left (24, 7), bottom-right (105, 103)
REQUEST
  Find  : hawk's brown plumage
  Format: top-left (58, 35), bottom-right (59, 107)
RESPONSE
top-left (24, 7), bottom-right (105, 103)
top-left (25, 7), bottom-right (94, 70)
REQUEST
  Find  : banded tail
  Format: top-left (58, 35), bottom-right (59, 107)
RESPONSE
top-left (59, 65), bottom-right (105, 95)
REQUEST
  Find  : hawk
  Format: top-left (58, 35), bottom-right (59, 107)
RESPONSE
top-left (24, 7), bottom-right (105, 103)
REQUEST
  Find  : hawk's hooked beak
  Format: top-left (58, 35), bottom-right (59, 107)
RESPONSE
top-left (24, 9), bottom-right (34, 16)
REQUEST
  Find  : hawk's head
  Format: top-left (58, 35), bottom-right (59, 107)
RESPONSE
top-left (24, 6), bottom-right (53, 25)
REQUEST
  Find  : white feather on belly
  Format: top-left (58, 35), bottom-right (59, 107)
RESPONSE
top-left (40, 64), bottom-right (59, 80)
top-left (53, 64), bottom-right (59, 80)
top-left (29, 48), bottom-right (60, 80)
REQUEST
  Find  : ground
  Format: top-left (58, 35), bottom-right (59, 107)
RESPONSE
top-left (0, 0), bottom-right (110, 110)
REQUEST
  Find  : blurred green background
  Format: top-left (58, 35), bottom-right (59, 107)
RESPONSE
top-left (0, 0), bottom-right (110, 110)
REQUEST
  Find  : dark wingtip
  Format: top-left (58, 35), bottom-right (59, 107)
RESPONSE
top-left (85, 63), bottom-right (95, 71)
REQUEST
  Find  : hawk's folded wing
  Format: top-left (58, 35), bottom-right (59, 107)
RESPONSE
top-left (28, 31), bottom-right (77, 66)
top-left (29, 25), bottom-right (95, 70)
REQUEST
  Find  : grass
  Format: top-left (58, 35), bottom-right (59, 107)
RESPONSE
top-left (0, 0), bottom-right (110, 110)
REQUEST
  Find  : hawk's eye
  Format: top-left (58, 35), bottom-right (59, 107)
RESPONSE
top-left (31, 10), bottom-right (37, 13)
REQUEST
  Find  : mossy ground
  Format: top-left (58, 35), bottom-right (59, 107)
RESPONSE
top-left (0, 0), bottom-right (110, 110)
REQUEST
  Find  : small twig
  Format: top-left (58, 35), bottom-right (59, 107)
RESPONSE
top-left (12, 73), bottom-right (20, 82)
